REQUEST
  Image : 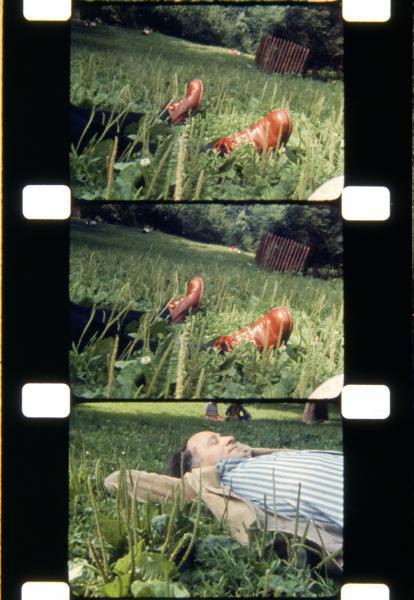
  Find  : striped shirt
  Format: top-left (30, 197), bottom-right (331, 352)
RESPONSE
top-left (217, 450), bottom-right (343, 529)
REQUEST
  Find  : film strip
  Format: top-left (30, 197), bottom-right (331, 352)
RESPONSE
top-left (3, 0), bottom-right (412, 599)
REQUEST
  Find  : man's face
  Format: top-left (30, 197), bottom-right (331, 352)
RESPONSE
top-left (186, 431), bottom-right (252, 468)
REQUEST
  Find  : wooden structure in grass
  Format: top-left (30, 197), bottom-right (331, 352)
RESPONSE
top-left (256, 36), bottom-right (309, 75)
top-left (256, 233), bottom-right (310, 273)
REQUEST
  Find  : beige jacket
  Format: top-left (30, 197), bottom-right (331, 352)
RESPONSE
top-left (104, 446), bottom-right (342, 574)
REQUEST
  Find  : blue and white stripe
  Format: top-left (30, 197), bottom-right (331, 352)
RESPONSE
top-left (217, 450), bottom-right (343, 529)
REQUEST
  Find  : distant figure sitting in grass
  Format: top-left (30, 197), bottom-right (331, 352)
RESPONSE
top-left (205, 401), bottom-right (225, 421)
top-left (225, 401), bottom-right (252, 421)
top-left (105, 431), bottom-right (343, 576)
top-left (70, 276), bottom-right (293, 357)
top-left (70, 78), bottom-right (292, 159)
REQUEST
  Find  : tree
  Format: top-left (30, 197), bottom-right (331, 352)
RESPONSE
top-left (77, 5), bottom-right (285, 55)
top-left (269, 6), bottom-right (343, 73)
top-left (269, 206), bottom-right (343, 271)
top-left (303, 402), bottom-right (329, 423)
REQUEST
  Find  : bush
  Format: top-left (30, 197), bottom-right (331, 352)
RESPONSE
top-left (270, 6), bottom-right (343, 74)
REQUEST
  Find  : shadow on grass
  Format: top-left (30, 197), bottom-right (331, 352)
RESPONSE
top-left (72, 400), bottom-right (341, 420)
top-left (70, 402), bottom-right (342, 464)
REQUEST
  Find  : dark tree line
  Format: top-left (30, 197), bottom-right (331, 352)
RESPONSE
top-left (75, 204), bottom-right (343, 275)
top-left (270, 7), bottom-right (343, 74)
top-left (75, 4), bottom-right (343, 76)
top-left (269, 206), bottom-right (343, 273)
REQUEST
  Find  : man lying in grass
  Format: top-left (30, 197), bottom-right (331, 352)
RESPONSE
top-left (70, 276), bottom-right (293, 356)
top-left (104, 430), bottom-right (343, 576)
top-left (70, 78), bottom-right (292, 159)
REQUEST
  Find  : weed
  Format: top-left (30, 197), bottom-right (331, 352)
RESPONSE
top-left (71, 24), bottom-right (343, 201)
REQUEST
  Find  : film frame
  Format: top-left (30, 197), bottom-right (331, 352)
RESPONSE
top-left (3, 0), bottom-right (413, 598)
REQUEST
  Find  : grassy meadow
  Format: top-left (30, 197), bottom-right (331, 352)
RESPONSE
top-left (69, 219), bottom-right (343, 400)
top-left (70, 22), bottom-right (343, 201)
top-left (69, 401), bottom-right (342, 597)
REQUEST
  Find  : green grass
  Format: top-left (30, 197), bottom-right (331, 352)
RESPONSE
top-left (69, 401), bottom-right (342, 597)
top-left (71, 23), bottom-right (343, 201)
top-left (70, 219), bottom-right (343, 399)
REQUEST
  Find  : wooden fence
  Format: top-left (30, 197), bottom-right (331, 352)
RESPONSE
top-left (256, 233), bottom-right (310, 273)
top-left (256, 36), bottom-right (309, 75)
